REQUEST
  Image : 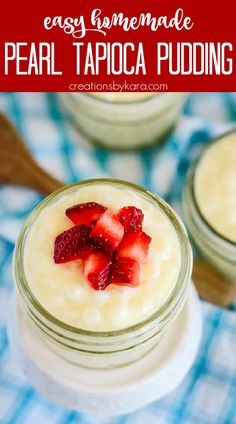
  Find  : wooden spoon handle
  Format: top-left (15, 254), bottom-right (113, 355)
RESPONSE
top-left (0, 112), bottom-right (63, 196)
top-left (16, 158), bottom-right (63, 196)
top-left (193, 258), bottom-right (236, 307)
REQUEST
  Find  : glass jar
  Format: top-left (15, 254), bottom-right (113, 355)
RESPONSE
top-left (183, 156), bottom-right (236, 284)
top-left (13, 179), bottom-right (192, 369)
top-left (59, 92), bottom-right (187, 150)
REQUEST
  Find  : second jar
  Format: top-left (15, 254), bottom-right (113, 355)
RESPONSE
top-left (59, 92), bottom-right (187, 150)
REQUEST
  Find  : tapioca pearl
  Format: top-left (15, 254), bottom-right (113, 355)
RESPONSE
top-left (109, 292), bottom-right (132, 321)
top-left (71, 285), bottom-right (85, 300)
top-left (62, 310), bottom-right (85, 327)
top-left (64, 283), bottom-right (85, 300)
top-left (153, 288), bottom-right (169, 304)
top-left (118, 286), bottom-right (138, 299)
top-left (94, 290), bottom-right (112, 304)
top-left (118, 305), bottom-right (129, 318)
top-left (139, 257), bottom-right (158, 282)
top-left (141, 297), bottom-right (155, 314)
top-left (110, 305), bottom-right (129, 327)
top-left (82, 308), bottom-right (101, 325)
top-left (156, 238), bottom-right (173, 260)
top-left (146, 262), bottom-right (163, 284)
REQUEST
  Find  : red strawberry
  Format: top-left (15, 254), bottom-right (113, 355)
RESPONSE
top-left (117, 230), bottom-right (152, 264)
top-left (54, 225), bottom-right (93, 264)
top-left (109, 257), bottom-right (140, 287)
top-left (117, 206), bottom-right (144, 233)
top-left (90, 210), bottom-right (124, 253)
top-left (65, 202), bottom-right (106, 227)
top-left (84, 251), bottom-right (112, 290)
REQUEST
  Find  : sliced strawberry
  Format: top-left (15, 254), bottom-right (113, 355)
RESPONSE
top-left (54, 224), bottom-right (93, 264)
top-left (84, 251), bottom-right (112, 290)
top-left (90, 210), bottom-right (124, 253)
top-left (65, 202), bottom-right (106, 227)
top-left (117, 206), bottom-right (144, 233)
top-left (109, 257), bottom-right (140, 287)
top-left (117, 230), bottom-right (152, 264)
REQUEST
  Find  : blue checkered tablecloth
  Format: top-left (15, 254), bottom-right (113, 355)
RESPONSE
top-left (0, 92), bottom-right (236, 424)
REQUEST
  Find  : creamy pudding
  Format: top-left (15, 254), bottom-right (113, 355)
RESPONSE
top-left (14, 179), bottom-right (192, 368)
top-left (24, 182), bottom-right (181, 331)
top-left (195, 132), bottom-right (236, 242)
top-left (183, 131), bottom-right (236, 285)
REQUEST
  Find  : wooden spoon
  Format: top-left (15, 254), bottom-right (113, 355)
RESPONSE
top-left (0, 112), bottom-right (63, 196)
top-left (0, 112), bottom-right (235, 307)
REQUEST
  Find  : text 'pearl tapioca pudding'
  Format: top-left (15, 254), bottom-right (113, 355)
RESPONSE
top-left (195, 132), bottom-right (236, 243)
top-left (23, 182), bottom-right (181, 332)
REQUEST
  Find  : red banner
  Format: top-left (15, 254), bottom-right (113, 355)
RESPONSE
top-left (0, 0), bottom-right (235, 91)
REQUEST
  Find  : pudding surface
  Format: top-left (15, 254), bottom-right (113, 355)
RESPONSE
top-left (195, 133), bottom-right (236, 242)
top-left (24, 183), bottom-right (181, 331)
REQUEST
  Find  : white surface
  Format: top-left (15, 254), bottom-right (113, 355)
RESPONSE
top-left (8, 283), bottom-right (202, 416)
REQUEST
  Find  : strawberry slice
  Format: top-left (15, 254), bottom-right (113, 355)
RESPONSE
top-left (54, 224), bottom-right (93, 264)
top-left (65, 202), bottom-right (106, 227)
top-left (90, 210), bottom-right (124, 253)
top-left (109, 257), bottom-right (140, 287)
top-left (117, 230), bottom-right (152, 264)
top-left (84, 251), bottom-right (112, 290)
top-left (117, 206), bottom-right (144, 233)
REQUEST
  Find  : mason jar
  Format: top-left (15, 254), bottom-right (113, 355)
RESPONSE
top-left (13, 179), bottom-right (192, 369)
top-left (183, 142), bottom-right (236, 284)
top-left (59, 92), bottom-right (187, 150)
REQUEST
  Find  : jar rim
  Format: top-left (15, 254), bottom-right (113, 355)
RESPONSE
top-left (189, 129), bottom-right (236, 248)
top-left (70, 92), bottom-right (161, 105)
top-left (60, 92), bottom-right (187, 126)
top-left (14, 178), bottom-right (192, 338)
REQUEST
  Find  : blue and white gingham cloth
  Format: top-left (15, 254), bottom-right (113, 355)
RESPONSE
top-left (0, 92), bottom-right (236, 424)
